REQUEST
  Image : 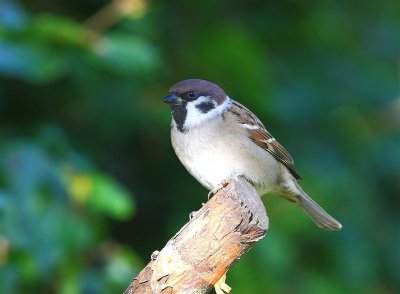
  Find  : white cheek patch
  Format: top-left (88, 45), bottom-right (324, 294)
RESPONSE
top-left (183, 96), bottom-right (232, 129)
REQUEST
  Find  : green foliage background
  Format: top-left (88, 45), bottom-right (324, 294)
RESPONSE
top-left (0, 0), bottom-right (399, 293)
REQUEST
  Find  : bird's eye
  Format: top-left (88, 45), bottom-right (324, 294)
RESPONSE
top-left (188, 91), bottom-right (196, 98)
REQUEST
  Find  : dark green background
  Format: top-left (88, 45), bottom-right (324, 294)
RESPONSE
top-left (1, 0), bottom-right (399, 293)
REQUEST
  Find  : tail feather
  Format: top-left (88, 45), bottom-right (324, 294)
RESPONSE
top-left (298, 189), bottom-right (342, 231)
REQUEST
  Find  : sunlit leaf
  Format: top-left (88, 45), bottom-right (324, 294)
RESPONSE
top-left (88, 173), bottom-right (134, 220)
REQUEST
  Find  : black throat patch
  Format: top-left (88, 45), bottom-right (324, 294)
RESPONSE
top-left (171, 103), bottom-right (187, 133)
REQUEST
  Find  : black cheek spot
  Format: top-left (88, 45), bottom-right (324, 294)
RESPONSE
top-left (196, 102), bottom-right (215, 113)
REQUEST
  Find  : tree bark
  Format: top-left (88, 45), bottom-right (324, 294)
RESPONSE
top-left (124, 177), bottom-right (269, 294)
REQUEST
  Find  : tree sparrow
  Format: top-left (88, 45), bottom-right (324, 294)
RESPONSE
top-left (162, 79), bottom-right (342, 231)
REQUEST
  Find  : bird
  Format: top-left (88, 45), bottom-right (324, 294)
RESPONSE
top-left (162, 79), bottom-right (342, 231)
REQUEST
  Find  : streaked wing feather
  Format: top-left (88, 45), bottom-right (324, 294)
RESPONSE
top-left (230, 101), bottom-right (301, 180)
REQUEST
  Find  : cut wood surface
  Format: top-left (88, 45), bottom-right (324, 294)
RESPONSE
top-left (124, 177), bottom-right (269, 294)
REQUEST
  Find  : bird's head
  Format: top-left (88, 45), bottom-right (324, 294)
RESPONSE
top-left (162, 79), bottom-right (231, 132)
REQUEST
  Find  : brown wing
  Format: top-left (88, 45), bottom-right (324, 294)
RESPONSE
top-left (229, 100), bottom-right (301, 180)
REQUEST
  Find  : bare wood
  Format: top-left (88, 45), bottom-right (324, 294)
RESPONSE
top-left (124, 177), bottom-right (269, 294)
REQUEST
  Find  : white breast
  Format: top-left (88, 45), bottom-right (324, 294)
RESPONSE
top-left (170, 115), bottom-right (281, 192)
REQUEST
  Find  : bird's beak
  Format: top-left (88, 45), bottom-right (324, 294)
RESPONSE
top-left (162, 94), bottom-right (182, 105)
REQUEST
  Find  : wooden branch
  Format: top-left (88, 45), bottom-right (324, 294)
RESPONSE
top-left (124, 177), bottom-right (269, 294)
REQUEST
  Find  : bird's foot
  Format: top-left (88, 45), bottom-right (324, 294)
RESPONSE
top-left (150, 250), bottom-right (159, 261)
top-left (208, 180), bottom-right (230, 199)
top-left (214, 273), bottom-right (231, 294)
top-left (189, 203), bottom-right (205, 220)
top-left (189, 210), bottom-right (199, 220)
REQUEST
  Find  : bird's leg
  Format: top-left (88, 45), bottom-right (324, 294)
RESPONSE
top-left (208, 179), bottom-right (230, 199)
top-left (214, 273), bottom-right (231, 294)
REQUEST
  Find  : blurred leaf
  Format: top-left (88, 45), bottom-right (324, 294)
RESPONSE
top-left (0, 0), bottom-right (27, 30)
top-left (68, 172), bottom-right (135, 220)
top-left (0, 41), bottom-right (66, 83)
top-left (29, 14), bottom-right (89, 47)
top-left (105, 245), bottom-right (142, 286)
top-left (0, 13), bottom-right (160, 83)
top-left (91, 33), bottom-right (160, 75)
top-left (0, 128), bottom-right (137, 293)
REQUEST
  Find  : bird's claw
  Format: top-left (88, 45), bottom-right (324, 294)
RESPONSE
top-left (214, 273), bottom-right (231, 294)
top-left (150, 250), bottom-right (159, 261)
top-left (207, 180), bottom-right (230, 200)
top-left (189, 210), bottom-right (198, 220)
